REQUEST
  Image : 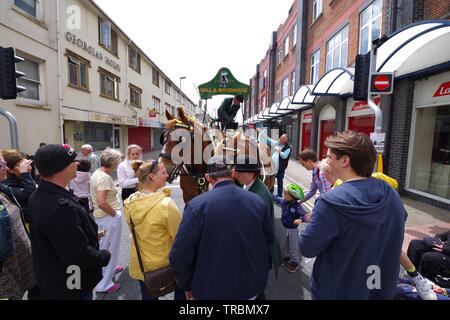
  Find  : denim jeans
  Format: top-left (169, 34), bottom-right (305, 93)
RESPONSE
top-left (276, 170), bottom-right (285, 197)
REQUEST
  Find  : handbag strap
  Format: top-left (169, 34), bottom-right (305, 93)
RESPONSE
top-left (128, 194), bottom-right (166, 276)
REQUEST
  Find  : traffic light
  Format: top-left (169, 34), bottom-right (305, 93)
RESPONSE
top-left (0, 46), bottom-right (26, 100)
top-left (353, 52), bottom-right (371, 101)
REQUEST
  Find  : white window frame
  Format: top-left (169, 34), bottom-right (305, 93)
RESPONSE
top-left (16, 53), bottom-right (44, 105)
top-left (292, 24), bottom-right (297, 48)
top-left (326, 25), bottom-right (349, 72)
top-left (164, 80), bottom-right (171, 95)
top-left (276, 82), bottom-right (281, 102)
top-left (312, 0), bottom-right (323, 22)
top-left (128, 47), bottom-right (140, 73)
top-left (99, 69), bottom-right (120, 100)
top-left (359, 0), bottom-right (382, 54)
top-left (284, 36), bottom-right (289, 58)
top-left (152, 96), bottom-right (161, 113)
top-left (291, 70), bottom-right (296, 95)
top-left (310, 49), bottom-right (320, 85)
top-left (277, 49), bottom-right (282, 65)
top-left (282, 77), bottom-right (289, 98)
top-left (13, 0), bottom-right (44, 21)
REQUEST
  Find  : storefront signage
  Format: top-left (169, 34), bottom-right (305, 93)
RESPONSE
top-left (303, 113), bottom-right (312, 120)
top-left (351, 97), bottom-right (380, 112)
top-left (89, 112), bottom-right (136, 126)
top-left (370, 132), bottom-right (385, 154)
top-left (138, 117), bottom-right (162, 128)
top-left (65, 32), bottom-right (120, 72)
top-left (433, 81), bottom-right (450, 97)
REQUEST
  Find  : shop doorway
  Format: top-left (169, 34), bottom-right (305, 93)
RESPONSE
top-left (301, 122), bottom-right (311, 151)
top-left (319, 119), bottom-right (336, 160)
top-left (128, 127), bottom-right (151, 152)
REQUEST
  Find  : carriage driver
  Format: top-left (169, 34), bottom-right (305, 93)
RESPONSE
top-left (217, 94), bottom-right (244, 131)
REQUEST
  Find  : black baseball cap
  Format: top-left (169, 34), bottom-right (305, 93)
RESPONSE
top-left (35, 144), bottom-right (77, 177)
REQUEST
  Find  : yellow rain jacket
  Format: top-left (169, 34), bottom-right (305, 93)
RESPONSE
top-left (123, 188), bottom-right (181, 281)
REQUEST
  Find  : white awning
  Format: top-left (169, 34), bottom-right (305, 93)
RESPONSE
top-left (311, 67), bottom-right (354, 96)
top-left (377, 20), bottom-right (450, 78)
top-left (291, 85), bottom-right (316, 105)
top-left (260, 107), bottom-right (273, 119)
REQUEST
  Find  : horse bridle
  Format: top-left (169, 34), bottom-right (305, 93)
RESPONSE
top-left (159, 122), bottom-right (207, 193)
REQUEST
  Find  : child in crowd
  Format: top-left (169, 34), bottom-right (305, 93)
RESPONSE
top-left (273, 183), bottom-right (308, 273)
top-left (298, 149), bottom-right (333, 202)
top-left (69, 159), bottom-right (92, 215)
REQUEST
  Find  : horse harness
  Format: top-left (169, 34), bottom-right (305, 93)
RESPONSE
top-left (159, 122), bottom-right (208, 194)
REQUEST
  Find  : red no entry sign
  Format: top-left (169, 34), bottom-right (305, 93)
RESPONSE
top-left (374, 75), bottom-right (390, 90)
top-left (369, 72), bottom-right (394, 95)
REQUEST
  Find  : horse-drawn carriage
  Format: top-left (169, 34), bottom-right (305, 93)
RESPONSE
top-left (158, 107), bottom-right (277, 203)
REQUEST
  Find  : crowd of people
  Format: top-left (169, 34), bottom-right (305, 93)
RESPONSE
top-left (0, 129), bottom-right (449, 300)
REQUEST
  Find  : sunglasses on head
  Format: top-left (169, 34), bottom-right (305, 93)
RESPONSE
top-left (149, 159), bottom-right (158, 172)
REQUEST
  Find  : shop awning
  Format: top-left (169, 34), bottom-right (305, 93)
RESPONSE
top-left (291, 85), bottom-right (316, 105)
top-left (311, 67), bottom-right (354, 97)
top-left (377, 20), bottom-right (450, 79)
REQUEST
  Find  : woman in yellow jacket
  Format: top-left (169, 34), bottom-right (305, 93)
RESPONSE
top-left (124, 159), bottom-right (184, 300)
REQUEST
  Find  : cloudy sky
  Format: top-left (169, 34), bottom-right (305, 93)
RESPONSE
top-left (93, 0), bottom-right (295, 121)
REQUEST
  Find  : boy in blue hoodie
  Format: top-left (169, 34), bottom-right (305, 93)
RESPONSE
top-left (299, 131), bottom-right (407, 299)
top-left (273, 183), bottom-right (308, 273)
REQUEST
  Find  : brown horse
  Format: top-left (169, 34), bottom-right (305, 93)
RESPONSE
top-left (159, 107), bottom-right (214, 203)
top-left (214, 131), bottom-right (277, 191)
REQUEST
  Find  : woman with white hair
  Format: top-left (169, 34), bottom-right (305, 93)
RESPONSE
top-left (117, 144), bottom-right (142, 201)
top-left (90, 148), bottom-right (123, 293)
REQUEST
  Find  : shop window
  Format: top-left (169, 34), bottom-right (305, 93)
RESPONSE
top-left (99, 68), bottom-right (120, 100)
top-left (409, 106), bottom-right (450, 200)
top-left (99, 18), bottom-right (118, 56)
top-left (129, 83), bottom-right (142, 108)
top-left (152, 67), bottom-right (160, 87)
top-left (282, 77), bottom-right (289, 98)
top-left (67, 51), bottom-right (90, 91)
top-left (310, 49), bottom-right (320, 85)
top-left (16, 56), bottom-right (41, 101)
top-left (292, 24), bottom-right (297, 48)
top-left (326, 25), bottom-right (349, 72)
top-left (165, 80), bottom-right (171, 95)
top-left (284, 36), bottom-right (289, 58)
top-left (14, 0), bottom-right (37, 17)
top-left (312, 0), bottom-right (323, 22)
top-left (128, 46), bottom-right (141, 73)
top-left (152, 96), bottom-right (161, 113)
top-left (359, 0), bottom-right (382, 54)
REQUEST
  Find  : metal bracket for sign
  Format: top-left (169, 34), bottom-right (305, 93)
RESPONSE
top-left (0, 107), bottom-right (19, 149)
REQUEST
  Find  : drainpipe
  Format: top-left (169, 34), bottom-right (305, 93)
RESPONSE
top-left (56, 0), bottom-right (65, 144)
top-left (0, 107), bottom-right (19, 149)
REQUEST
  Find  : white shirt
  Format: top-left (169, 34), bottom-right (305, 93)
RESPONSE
top-left (117, 160), bottom-right (139, 189)
top-left (244, 180), bottom-right (256, 190)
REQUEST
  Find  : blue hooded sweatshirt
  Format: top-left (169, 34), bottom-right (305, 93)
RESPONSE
top-left (298, 178), bottom-right (407, 300)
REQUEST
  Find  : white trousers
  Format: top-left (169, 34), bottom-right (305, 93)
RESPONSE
top-left (95, 210), bottom-right (123, 292)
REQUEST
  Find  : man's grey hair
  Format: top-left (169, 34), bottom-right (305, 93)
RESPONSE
top-left (81, 144), bottom-right (93, 151)
top-left (100, 148), bottom-right (123, 168)
top-left (208, 169), bottom-right (233, 180)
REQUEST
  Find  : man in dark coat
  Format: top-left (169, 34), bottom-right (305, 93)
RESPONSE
top-left (28, 144), bottom-right (111, 300)
top-left (234, 155), bottom-right (283, 299)
top-left (169, 155), bottom-right (274, 300)
top-left (217, 94), bottom-right (244, 130)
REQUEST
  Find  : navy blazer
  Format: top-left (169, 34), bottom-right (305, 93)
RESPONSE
top-left (170, 180), bottom-right (274, 300)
